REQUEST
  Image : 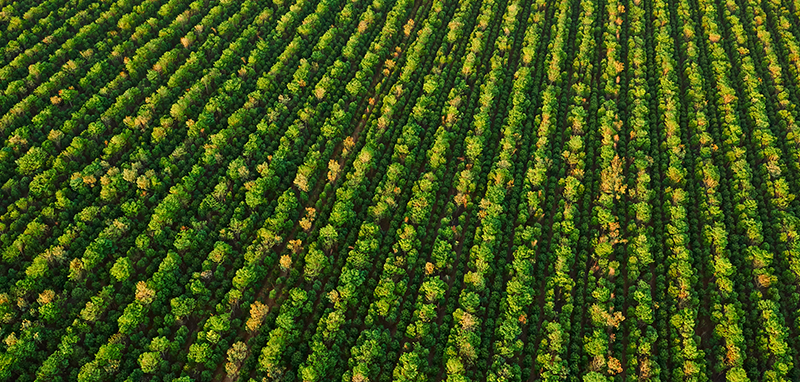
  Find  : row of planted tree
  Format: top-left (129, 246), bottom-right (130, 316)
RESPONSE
top-left (4, 0), bottom-right (800, 380)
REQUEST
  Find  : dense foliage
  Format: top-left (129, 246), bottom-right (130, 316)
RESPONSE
top-left (3, 0), bottom-right (800, 380)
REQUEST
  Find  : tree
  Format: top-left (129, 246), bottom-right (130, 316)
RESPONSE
top-left (68, 258), bottom-right (85, 281)
top-left (304, 246), bottom-right (327, 280)
top-left (173, 228), bottom-right (197, 252)
top-left (78, 343), bottom-right (123, 382)
top-left (170, 297), bottom-right (196, 321)
top-left (233, 266), bottom-right (256, 290)
top-left (110, 257), bottom-right (131, 282)
top-left (225, 342), bottom-right (248, 379)
top-left (328, 159), bottom-right (341, 183)
top-left (394, 352), bottom-right (424, 382)
top-left (37, 290), bottom-right (59, 322)
top-left (138, 352), bottom-right (160, 374)
top-left (279, 255), bottom-right (292, 271)
top-left (209, 241), bottom-right (232, 263)
top-left (188, 343), bottom-right (210, 364)
top-left (80, 290), bottom-right (109, 322)
top-left (118, 302), bottom-right (147, 334)
top-left (135, 281), bottom-right (155, 304)
top-left (150, 337), bottom-right (170, 353)
top-left (583, 372), bottom-right (607, 382)
top-left (246, 301), bottom-right (269, 332)
top-left (420, 279), bottom-right (445, 303)
top-left (320, 224), bottom-right (338, 250)
top-left (204, 314), bottom-right (231, 345)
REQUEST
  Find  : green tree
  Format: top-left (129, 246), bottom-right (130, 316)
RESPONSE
top-left (170, 297), bottom-right (196, 321)
top-left (304, 246), bottom-right (327, 279)
top-left (118, 302), bottom-right (147, 334)
top-left (138, 352), bottom-right (160, 373)
top-left (583, 372), bottom-right (607, 382)
top-left (110, 257), bottom-right (132, 282)
top-left (188, 343), bottom-right (210, 364)
top-left (320, 224), bottom-right (338, 250)
top-left (150, 337), bottom-right (170, 353)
